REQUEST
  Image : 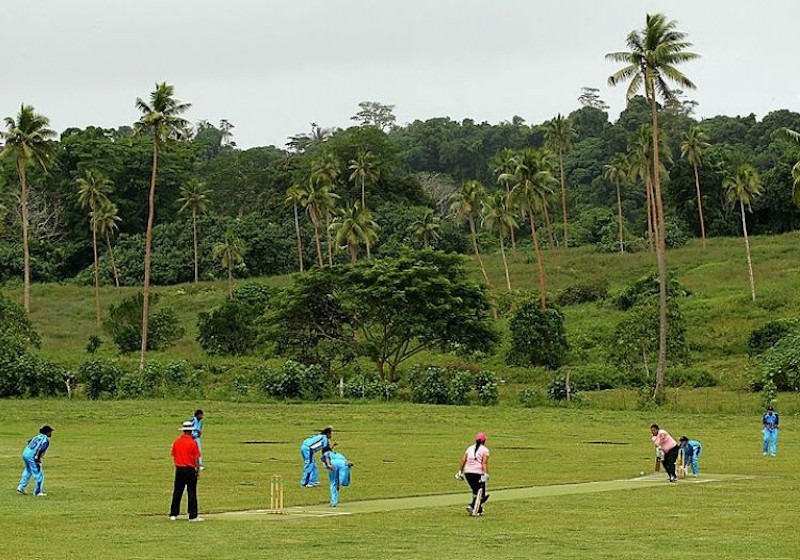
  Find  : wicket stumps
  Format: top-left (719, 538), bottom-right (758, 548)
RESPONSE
top-left (269, 475), bottom-right (285, 514)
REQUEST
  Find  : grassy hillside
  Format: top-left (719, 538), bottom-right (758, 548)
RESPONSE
top-left (4, 231), bottom-right (800, 413)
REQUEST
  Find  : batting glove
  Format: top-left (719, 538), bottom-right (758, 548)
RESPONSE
top-left (455, 470), bottom-right (464, 481)
top-left (480, 473), bottom-right (489, 483)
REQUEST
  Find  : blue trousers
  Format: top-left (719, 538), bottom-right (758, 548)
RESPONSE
top-left (18, 454), bottom-right (44, 495)
top-left (328, 463), bottom-right (351, 506)
top-left (763, 428), bottom-right (778, 456)
top-left (300, 447), bottom-right (319, 486)
top-left (194, 437), bottom-right (203, 466)
top-left (687, 454), bottom-right (700, 475)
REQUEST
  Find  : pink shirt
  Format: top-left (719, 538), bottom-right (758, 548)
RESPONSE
top-left (652, 430), bottom-right (677, 453)
top-left (463, 444), bottom-right (490, 474)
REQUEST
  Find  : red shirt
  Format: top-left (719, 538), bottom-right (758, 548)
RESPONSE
top-left (172, 433), bottom-right (201, 467)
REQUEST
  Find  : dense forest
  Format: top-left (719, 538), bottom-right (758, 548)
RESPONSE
top-left (2, 92), bottom-right (800, 289)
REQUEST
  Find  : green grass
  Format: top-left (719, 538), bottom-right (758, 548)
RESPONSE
top-left (1, 400), bottom-right (797, 559)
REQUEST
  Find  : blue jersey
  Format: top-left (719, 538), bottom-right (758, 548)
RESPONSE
top-left (301, 434), bottom-right (329, 456)
top-left (683, 440), bottom-right (702, 459)
top-left (322, 450), bottom-right (348, 468)
top-left (22, 434), bottom-right (50, 459)
top-left (763, 412), bottom-right (779, 430)
top-left (190, 417), bottom-right (203, 439)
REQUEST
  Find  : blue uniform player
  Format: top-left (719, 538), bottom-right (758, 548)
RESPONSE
top-left (321, 448), bottom-right (353, 507)
top-left (300, 426), bottom-right (332, 487)
top-left (190, 410), bottom-right (204, 469)
top-left (17, 425), bottom-right (54, 496)
top-left (762, 405), bottom-right (779, 457)
top-left (678, 436), bottom-right (703, 477)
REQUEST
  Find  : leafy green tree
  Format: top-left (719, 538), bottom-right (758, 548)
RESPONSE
top-left (0, 104), bottom-right (56, 312)
top-left (330, 202), bottom-right (380, 263)
top-left (603, 152), bottom-right (631, 253)
top-left (134, 82), bottom-right (191, 371)
top-left (212, 228), bottom-right (247, 297)
top-left (273, 250), bottom-right (497, 381)
top-left (506, 300), bottom-right (568, 370)
top-left (177, 179), bottom-right (210, 283)
top-left (681, 126), bottom-right (711, 248)
top-left (77, 170), bottom-right (113, 324)
top-left (93, 200), bottom-right (122, 288)
top-left (607, 14), bottom-right (698, 402)
top-left (406, 207), bottom-right (441, 248)
top-left (448, 180), bottom-right (491, 286)
top-left (724, 164), bottom-right (763, 301)
top-left (351, 101), bottom-right (397, 131)
top-left (348, 150), bottom-right (380, 211)
top-left (544, 114), bottom-right (576, 246)
top-left (103, 292), bottom-right (185, 353)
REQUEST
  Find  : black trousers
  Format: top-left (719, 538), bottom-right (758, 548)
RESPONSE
top-left (662, 445), bottom-right (679, 479)
top-left (465, 473), bottom-right (488, 513)
top-left (170, 466), bottom-right (199, 519)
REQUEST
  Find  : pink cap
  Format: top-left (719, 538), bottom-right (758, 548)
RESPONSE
top-left (475, 432), bottom-right (487, 443)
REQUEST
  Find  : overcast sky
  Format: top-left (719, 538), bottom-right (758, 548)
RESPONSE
top-left (6, 0), bottom-right (798, 149)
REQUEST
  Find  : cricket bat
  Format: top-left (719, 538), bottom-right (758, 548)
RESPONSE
top-left (471, 488), bottom-right (484, 517)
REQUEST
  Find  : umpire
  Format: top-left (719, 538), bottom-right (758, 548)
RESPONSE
top-left (169, 420), bottom-right (203, 521)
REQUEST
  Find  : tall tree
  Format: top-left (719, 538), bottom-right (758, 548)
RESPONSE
top-left (285, 183), bottom-right (306, 273)
top-left (482, 191), bottom-right (517, 291)
top-left (348, 150), bottom-right (379, 210)
top-left (406, 208), bottom-right (441, 248)
top-left (93, 200), bottom-right (122, 288)
top-left (543, 114), bottom-right (576, 247)
top-left (607, 13), bottom-right (698, 402)
top-left (680, 126), bottom-right (711, 248)
top-left (177, 179), bottom-right (210, 284)
top-left (212, 228), bottom-right (246, 297)
top-left (723, 165), bottom-right (763, 302)
top-left (298, 178), bottom-right (339, 268)
top-left (603, 153), bottom-right (631, 253)
top-left (134, 82), bottom-right (191, 371)
top-left (0, 104), bottom-right (56, 313)
top-left (448, 180), bottom-right (491, 286)
top-left (350, 101), bottom-right (397, 131)
top-left (492, 147), bottom-right (519, 250)
top-left (77, 170), bottom-right (113, 324)
top-left (330, 202), bottom-right (380, 263)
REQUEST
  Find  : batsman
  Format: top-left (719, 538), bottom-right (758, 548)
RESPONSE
top-left (456, 432), bottom-right (490, 516)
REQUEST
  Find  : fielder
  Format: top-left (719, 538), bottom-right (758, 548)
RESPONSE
top-left (762, 405), bottom-right (779, 457)
top-left (17, 425), bottom-right (54, 497)
top-left (300, 426), bottom-right (333, 487)
top-left (322, 447), bottom-right (353, 507)
top-left (189, 409), bottom-right (204, 469)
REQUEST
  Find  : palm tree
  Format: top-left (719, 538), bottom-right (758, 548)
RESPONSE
top-left (680, 126), bottom-right (711, 248)
top-left (482, 191), bottom-right (517, 291)
top-left (330, 202), bottom-right (380, 263)
top-left (723, 164), bottom-right (763, 302)
top-left (348, 150), bottom-right (379, 208)
top-left (212, 228), bottom-right (246, 297)
top-left (406, 208), bottom-right (441, 248)
top-left (607, 14), bottom-right (698, 402)
top-left (177, 179), bottom-right (210, 284)
top-left (544, 114), bottom-right (576, 247)
top-left (77, 170), bottom-right (113, 325)
top-left (298, 178), bottom-right (339, 268)
top-left (285, 183), bottom-right (306, 273)
top-left (507, 151), bottom-right (554, 308)
top-left (318, 182), bottom-right (341, 265)
top-left (603, 153), bottom-right (631, 253)
top-left (493, 148), bottom-right (519, 250)
top-left (93, 200), bottom-right (122, 288)
top-left (0, 104), bottom-right (56, 313)
top-left (448, 180), bottom-right (491, 286)
top-left (134, 82), bottom-right (191, 371)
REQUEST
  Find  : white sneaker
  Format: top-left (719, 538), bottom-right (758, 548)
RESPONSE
top-left (169, 516), bottom-right (178, 521)
top-left (189, 517), bottom-right (204, 522)
top-left (17, 488), bottom-right (26, 495)
top-left (34, 492), bottom-right (47, 497)
top-left (199, 466), bottom-right (205, 471)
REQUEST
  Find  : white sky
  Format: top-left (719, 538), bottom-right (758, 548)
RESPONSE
top-left (6, 0), bottom-right (799, 148)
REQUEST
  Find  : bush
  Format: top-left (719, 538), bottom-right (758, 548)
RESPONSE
top-left (79, 359), bottom-right (124, 399)
top-left (612, 272), bottom-right (687, 311)
top-left (664, 219), bottom-right (689, 249)
top-left (555, 280), bottom-right (609, 306)
top-left (665, 367), bottom-right (718, 388)
top-left (408, 365), bottom-right (499, 405)
top-left (256, 360), bottom-right (328, 400)
top-left (493, 289), bottom-right (538, 317)
top-left (197, 283), bottom-right (271, 356)
top-left (344, 374), bottom-right (398, 401)
top-left (117, 360), bottom-right (204, 399)
top-left (474, 370), bottom-right (499, 406)
top-left (547, 375), bottom-right (581, 402)
top-left (410, 366), bottom-right (450, 404)
top-left (747, 320), bottom-right (793, 357)
top-left (518, 386), bottom-right (546, 408)
top-left (0, 349), bottom-right (67, 398)
top-left (104, 292), bottom-right (185, 353)
top-left (752, 335), bottom-right (800, 392)
top-left (506, 301), bottom-right (568, 370)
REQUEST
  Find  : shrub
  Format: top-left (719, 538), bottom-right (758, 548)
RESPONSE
top-left (747, 320), bottom-right (793, 357)
top-left (547, 375), bottom-right (581, 402)
top-left (104, 292), bottom-right (185, 353)
top-left (612, 272), bottom-right (687, 311)
top-left (410, 366), bottom-right (450, 404)
top-left (752, 335), bottom-right (800, 392)
top-left (664, 219), bottom-right (689, 249)
top-left (408, 365), bottom-right (499, 405)
top-left (493, 289), bottom-right (538, 317)
top-left (197, 283), bottom-right (271, 356)
top-left (665, 367), bottom-right (718, 388)
top-left (343, 374), bottom-right (398, 401)
top-left (506, 301), bottom-right (568, 370)
top-left (555, 280), bottom-right (609, 306)
top-left (448, 371), bottom-right (474, 405)
top-left (474, 370), bottom-right (499, 406)
top-left (79, 359), bottom-right (124, 399)
top-left (0, 349), bottom-right (66, 398)
top-left (256, 360), bottom-right (328, 400)
top-left (518, 386), bottom-right (546, 408)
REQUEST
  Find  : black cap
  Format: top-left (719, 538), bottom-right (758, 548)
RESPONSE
top-left (40, 425), bottom-right (54, 434)
top-left (679, 435), bottom-right (688, 442)
top-left (767, 405), bottom-right (774, 410)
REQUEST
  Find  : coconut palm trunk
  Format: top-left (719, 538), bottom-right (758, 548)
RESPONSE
top-left (91, 218), bottom-right (100, 325)
top-left (105, 230), bottom-right (120, 288)
top-left (293, 201), bottom-right (304, 273)
top-left (312, 217), bottom-right (324, 268)
top-left (191, 208), bottom-right (199, 283)
top-left (140, 139), bottom-right (158, 372)
top-left (325, 214), bottom-right (333, 266)
top-left (467, 216), bottom-right (490, 285)
top-left (499, 234), bottom-right (511, 290)
top-left (18, 161), bottom-right (32, 312)
top-left (693, 162), bottom-right (707, 249)
top-left (528, 210), bottom-right (547, 309)
top-left (558, 150), bottom-right (568, 247)
top-left (616, 183), bottom-right (624, 253)
top-left (740, 200), bottom-right (756, 301)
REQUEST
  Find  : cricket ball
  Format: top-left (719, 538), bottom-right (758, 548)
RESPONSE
top-left (639, 471), bottom-right (645, 476)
